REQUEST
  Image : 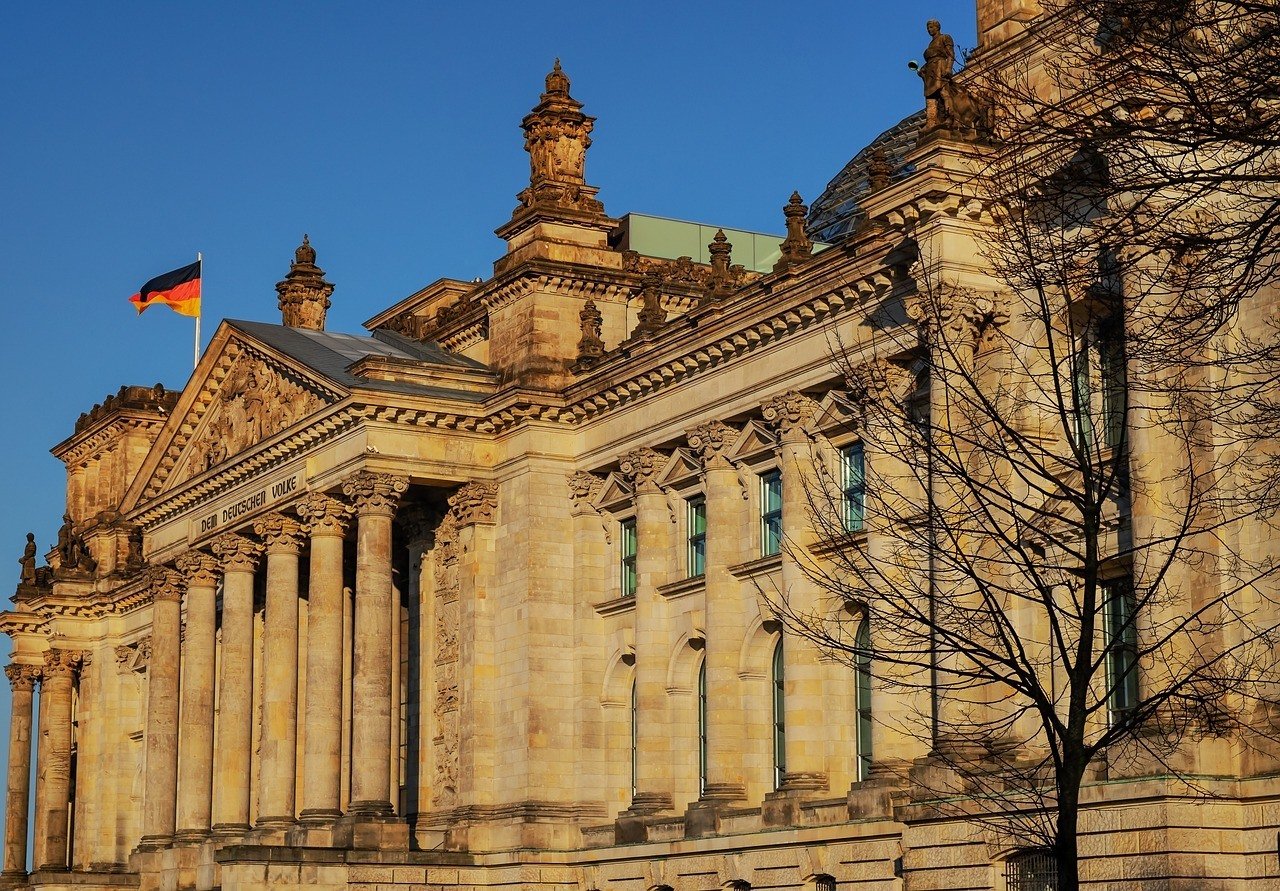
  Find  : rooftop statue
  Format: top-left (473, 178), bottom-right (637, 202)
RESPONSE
top-left (910, 19), bottom-right (990, 138)
top-left (18, 532), bottom-right (36, 585)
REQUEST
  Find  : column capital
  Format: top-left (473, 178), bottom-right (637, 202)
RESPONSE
top-left (342, 471), bottom-right (409, 517)
top-left (845, 358), bottom-right (915, 422)
top-left (619, 447), bottom-right (666, 493)
top-left (905, 287), bottom-right (1007, 354)
top-left (42, 648), bottom-right (83, 679)
top-left (761, 391), bottom-right (818, 441)
top-left (567, 471), bottom-right (604, 505)
top-left (297, 492), bottom-right (352, 538)
top-left (4, 663), bottom-right (37, 692)
top-left (253, 512), bottom-right (305, 554)
top-left (145, 565), bottom-right (185, 603)
top-left (210, 533), bottom-right (262, 573)
top-left (447, 482), bottom-right (498, 527)
top-left (175, 551), bottom-right (220, 587)
top-left (686, 420), bottom-right (739, 470)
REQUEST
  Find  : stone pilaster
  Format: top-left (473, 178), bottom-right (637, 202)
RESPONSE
top-left (139, 567), bottom-right (184, 850)
top-left (210, 533), bottom-right (261, 836)
top-left (759, 393), bottom-right (832, 820)
top-left (618, 448), bottom-right (674, 824)
top-left (252, 512), bottom-right (306, 829)
top-left (341, 471), bottom-right (408, 820)
top-left (2, 664), bottom-right (37, 882)
top-left (175, 552), bottom-right (219, 842)
top-left (295, 493), bottom-right (352, 825)
top-left (34, 648), bottom-right (80, 870)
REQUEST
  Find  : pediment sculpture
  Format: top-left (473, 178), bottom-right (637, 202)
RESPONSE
top-left (180, 357), bottom-right (325, 480)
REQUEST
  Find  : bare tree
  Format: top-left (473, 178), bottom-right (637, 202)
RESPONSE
top-left (772, 2), bottom-right (1280, 886)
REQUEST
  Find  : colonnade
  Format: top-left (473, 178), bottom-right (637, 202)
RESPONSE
top-left (0, 470), bottom-right (410, 874)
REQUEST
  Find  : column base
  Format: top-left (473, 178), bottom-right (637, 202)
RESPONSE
top-left (172, 829), bottom-right (209, 845)
top-left (210, 822), bottom-right (251, 839)
top-left (297, 807), bottom-right (341, 825)
top-left (762, 773), bottom-right (829, 828)
top-left (134, 833), bottom-right (173, 853)
top-left (331, 813), bottom-right (409, 851)
top-left (614, 792), bottom-right (674, 844)
top-left (0, 870), bottom-right (27, 889)
top-left (345, 799), bottom-right (394, 818)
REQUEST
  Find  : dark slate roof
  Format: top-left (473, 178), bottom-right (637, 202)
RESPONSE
top-left (807, 110), bottom-right (925, 244)
top-left (227, 320), bottom-right (491, 402)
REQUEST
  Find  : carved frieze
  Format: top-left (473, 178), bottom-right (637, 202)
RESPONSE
top-left (180, 356), bottom-right (325, 481)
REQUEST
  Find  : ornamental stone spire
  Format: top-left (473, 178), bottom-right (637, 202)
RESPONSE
top-left (773, 192), bottom-right (814, 274)
top-left (511, 59), bottom-right (606, 220)
top-left (276, 235), bottom-right (335, 331)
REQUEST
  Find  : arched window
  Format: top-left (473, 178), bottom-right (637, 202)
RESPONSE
top-left (630, 679), bottom-right (638, 797)
top-left (772, 637), bottom-right (786, 789)
top-left (854, 620), bottom-right (873, 781)
top-left (1004, 848), bottom-right (1057, 891)
top-left (813, 875), bottom-right (837, 891)
top-left (697, 660), bottom-right (708, 795)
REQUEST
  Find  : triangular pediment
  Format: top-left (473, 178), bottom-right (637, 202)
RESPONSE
top-left (726, 420), bottom-right (778, 463)
top-left (125, 323), bottom-right (347, 508)
top-left (655, 448), bottom-right (702, 489)
top-left (811, 391), bottom-right (858, 437)
top-left (592, 472), bottom-right (635, 514)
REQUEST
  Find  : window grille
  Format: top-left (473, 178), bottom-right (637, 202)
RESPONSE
top-left (813, 875), bottom-right (836, 891)
top-left (1004, 848), bottom-right (1058, 890)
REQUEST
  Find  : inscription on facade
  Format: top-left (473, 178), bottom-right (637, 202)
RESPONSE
top-left (187, 469), bottom-right (305, 542)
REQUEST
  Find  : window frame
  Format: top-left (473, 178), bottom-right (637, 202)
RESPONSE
top-left (841, 441), bottom-right (866, 533)
top-left (697, 659), bottom-right (708, 796)
top-left (619, 517), bottom-right (638, 598)
top-left (772, 636), bottom-right (786, 790)
top-left (686, 494), bottom-right (707, 579)
top-left (1103, 574), bottom-right (1139, 723)
top-left (760, 469), bottom-right (783, 557)
top-left (854, 619), bottom-right (873, 782)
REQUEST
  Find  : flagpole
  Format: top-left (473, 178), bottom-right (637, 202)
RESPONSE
top-left (194, 251), bottom-right (202, 371)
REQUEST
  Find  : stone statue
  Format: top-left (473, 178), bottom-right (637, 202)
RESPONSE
top-left (56, 512), bottom-right (96, 573)
top-left (18, 533), bottom-right (36, 585)
top-left (911, 19), bottom-right (990, 137)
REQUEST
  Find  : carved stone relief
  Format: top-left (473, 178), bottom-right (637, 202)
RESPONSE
top-left (179, 356), bottom-right (325, 481)
top-left (430, 510), bottom-right (461, 808)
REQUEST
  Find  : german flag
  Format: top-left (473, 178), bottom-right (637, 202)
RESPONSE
top-left (128, 260), bottom-right (201, 317)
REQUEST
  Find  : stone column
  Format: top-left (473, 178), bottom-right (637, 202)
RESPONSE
top-left (140, 567), bottom-right (184, 850)
top-left (760, 392), bottom-right (831, 796)
top-left (341, 471), bottom-right (408, 816)
top-left (34, 648), bottom-right (80, 870)
top-left (175, 552), bottom-right (220, 840)
top-left (619, 448), bottom-right (674, 817)
top-left (296, 493), bottom-right (352, 824)
top-left (2, 664), bottom-right (38, 881)
top-left (687, 421), bottom-right (752, 806)
top-left (252, 512), bottom-right (305, 828)
top-left (210, 533), bottom-right (261, 835)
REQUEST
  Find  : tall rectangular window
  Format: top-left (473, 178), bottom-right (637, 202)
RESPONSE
top-left (842, 442), bottom-right (866, 533)
top-left (1104, 576), bottom-right (1138, 722)
top-left (687, 495), bottom-right (706, 578)
top-left (761, 470), bottom-right (782, 557)
top-left (1075, 315), bottom-right (1127, 451)
top-left (620, 518), bottom-right (637, 598)
top-left (772, 639), bottom-right (786, 790)
top-left (854, 621), bottom-right (873, 782)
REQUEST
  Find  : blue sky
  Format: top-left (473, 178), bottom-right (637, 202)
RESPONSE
top-left (0, 1), bottom-right (975, 822)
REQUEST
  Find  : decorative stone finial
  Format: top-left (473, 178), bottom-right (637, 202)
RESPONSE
top-left (631, 274), bottom-right (667, 339)
top-left (276, 235), bottom-right (335, 331)
top-left (513, 60), bottom-right (606, 218)
top-left (706, 229), bottom-right (734, 302)
top-left (576, 298), bottom-right (605, 366)
top-left (773, 192), bottom-right (814, 274)
top-left (544, 59), bottom-right (570, 97)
